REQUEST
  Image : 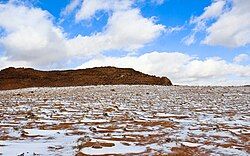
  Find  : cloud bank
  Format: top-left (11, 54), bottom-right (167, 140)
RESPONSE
top-left (77, 51), bottom-right (250, 85)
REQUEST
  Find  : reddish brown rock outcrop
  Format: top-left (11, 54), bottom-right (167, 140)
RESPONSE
top-left (0, 67), bottom-right (172, 90)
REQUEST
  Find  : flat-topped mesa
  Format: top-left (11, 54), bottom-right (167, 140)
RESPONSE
top-left (0, 66), bottom-right (172, 90)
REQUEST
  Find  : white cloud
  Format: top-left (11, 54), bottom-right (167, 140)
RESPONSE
top-left (191, 0), bottom-right (226, 24)
top-left (61, 0), bottom-right (81, 16)
top-left (233, 54), bottom-right (249, 63)
top-left (67, 8), bottom-right (165, 56)
top-left (182, 33), bottom-right (196, 46)
top-left (75, 0), bottom-right (132, 21)
top-left (0, 1), bottom-right (165, 67)
top-left (0, 2), bottom-right (68, 67)
top-left (203, 0), bottom-right (250, 47)
top-left (166, 26), bottom-right (183, 33)
top-left (0, 56), bottom-right (32, 69)
top-left (75, 0), bottom-right (111, 21)
top-left (77, 51), bottom-right (250, 85)
top-left (183, 0), bottom-right (226, 45)
top-left (66, 0), bottom-right (165, 56)
top-left (185, 0), bottom-right (250, 48)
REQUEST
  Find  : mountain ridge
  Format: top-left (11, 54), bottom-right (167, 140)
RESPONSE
top-left (0, 66), bottom-right (172, 90)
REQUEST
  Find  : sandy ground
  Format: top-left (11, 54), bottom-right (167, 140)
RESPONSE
top-left (0, 85), bottom-right (249, 156)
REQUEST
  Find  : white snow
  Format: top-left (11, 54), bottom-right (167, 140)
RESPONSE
top-left (0, 85), bottom-right (249, 155)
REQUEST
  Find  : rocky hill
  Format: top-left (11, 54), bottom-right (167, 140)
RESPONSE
top-left (0, 67), bottom-right (172, 90)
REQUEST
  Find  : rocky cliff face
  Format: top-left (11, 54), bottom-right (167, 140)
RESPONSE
top-left (0, 67), bottom-right (172, 90)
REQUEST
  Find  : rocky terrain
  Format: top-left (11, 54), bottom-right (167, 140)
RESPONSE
top-left (0, 85), bottom-right (249, 155)
top-left (0, 67), bottom-right (172, 90)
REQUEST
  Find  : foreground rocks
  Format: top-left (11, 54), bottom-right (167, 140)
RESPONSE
top-left (0, 85), bottom-right (249, 155)
top-left (0, 67), bottom-right (172, 90)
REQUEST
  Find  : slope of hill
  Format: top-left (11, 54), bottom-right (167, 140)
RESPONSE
top-left (0, 67), bottom-right (172, 90)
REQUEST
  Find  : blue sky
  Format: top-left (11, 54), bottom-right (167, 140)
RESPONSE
top-left (0, 0), bottom-right (249, 85)
top-left (36, 0), bottom-right (249, 60)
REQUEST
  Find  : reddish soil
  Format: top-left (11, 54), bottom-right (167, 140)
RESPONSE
top-left (0, 66), bottom-right (172, 90)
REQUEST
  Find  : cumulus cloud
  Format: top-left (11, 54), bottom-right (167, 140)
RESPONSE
top-left (67, 8), bottom-right (165, 56)
top-left (185, 0), bottom-right (250, 48)
top-left (0, 2), bottom-right (68, 67)
top-left (77, 51), bottom-right (250, 85)
top-left (203, 0), bottom-right (250, 47)
top-left (65, 0), bottom-right (165, 56)
top-left (183, 0), bottom-right (226, 45)
top-left (0, 1), bottom-right (165, 67)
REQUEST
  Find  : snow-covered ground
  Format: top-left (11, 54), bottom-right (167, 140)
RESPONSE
top-left (0, 85), bottom-right (249, 155)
